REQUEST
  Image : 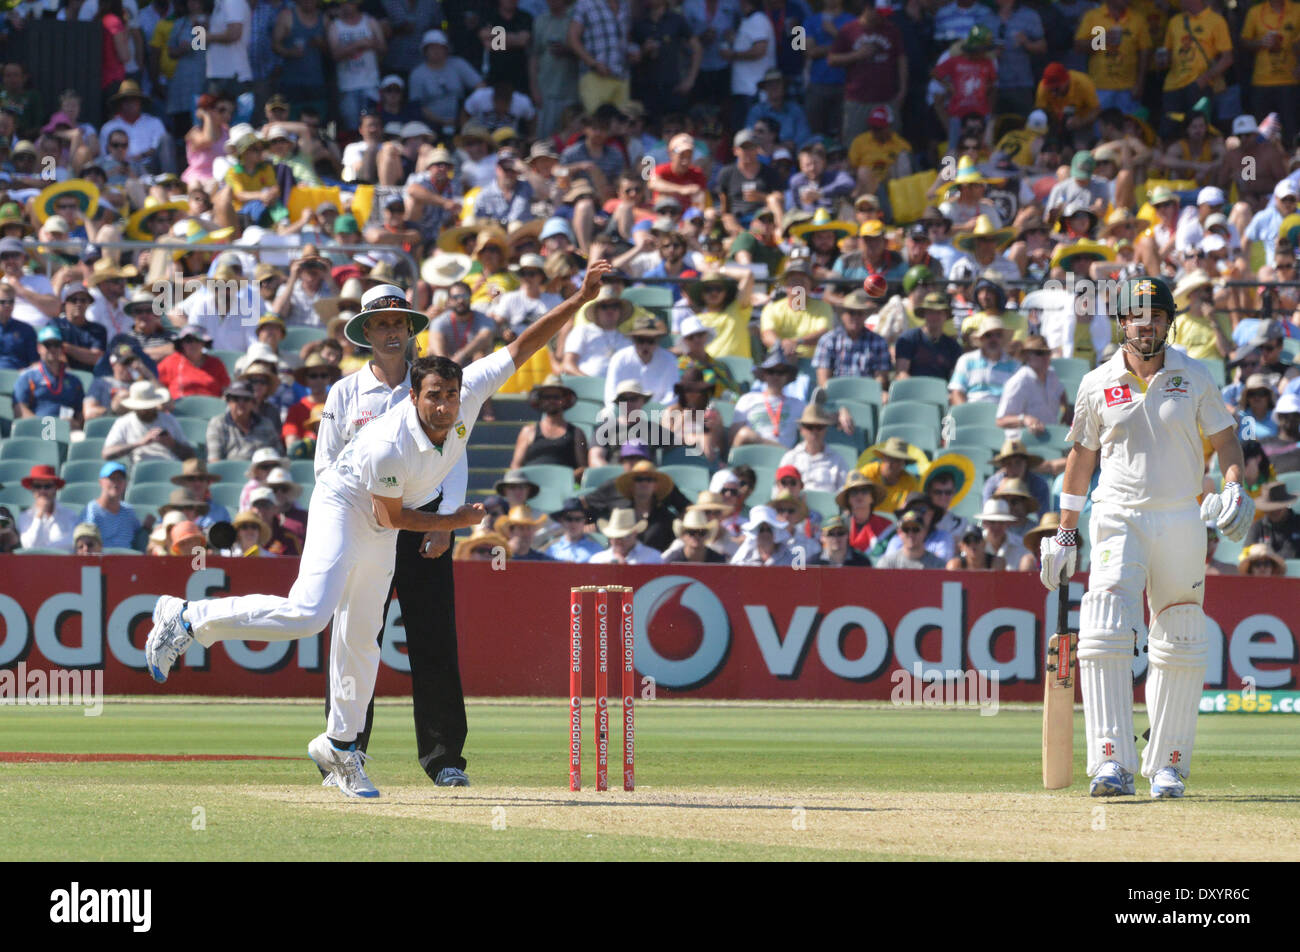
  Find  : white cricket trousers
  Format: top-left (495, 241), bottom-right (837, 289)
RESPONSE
top-left (186, 489), bottom-right (397, 742)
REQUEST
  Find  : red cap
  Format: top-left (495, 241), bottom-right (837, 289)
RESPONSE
top-left (775, 465), bottom-right (803, 484)
top-left (1043, 63), bottom-right (1069, 88)
top-left (867, 106), bottom-right (890, 128)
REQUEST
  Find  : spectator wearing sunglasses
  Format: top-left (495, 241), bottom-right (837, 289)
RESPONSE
top-left (16, 465), bottom-right (80, 552)
top-left (874, 509), bottom-right (946, 569)
top-left (546, 497), bottom-right (605, 563)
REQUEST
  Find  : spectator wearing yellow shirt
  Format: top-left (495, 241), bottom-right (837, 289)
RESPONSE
top-left (993, 109), bottom-right (1048, 168)
top-left (1034, 63), bottom-right (1100, 148)
top-left (1074, 0), bottom-right (1152, 114)
top-left (220, 133), bottom-right (281, 227)
top-left (1169, 271), bottom-right (1232, 360)
top-left (1159, 0), bottom-right (1233, 117)
top-left (1241, 0), bottom-right (1300, 143)
top-left (686, 267), bottom-right (756, 360)
top-left (856, 436), bottom-right (921, 515)
top-left (847, 106), bottom-right (913, 197)
top-left (760, 259), bottom-right (833, 361)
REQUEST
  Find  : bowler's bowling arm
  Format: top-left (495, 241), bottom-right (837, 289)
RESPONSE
top-left (1058, 443), bottom-right (1098, 531)
top-left (371, 494), bottom-right (484, 532)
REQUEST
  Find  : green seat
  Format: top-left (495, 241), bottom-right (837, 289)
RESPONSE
top-left (827, 427), bottom-right (865, 457)
top-left (0, 459), bottom-right (36, 483)
top-left (15, 547), bottom-right (69, 555)
top-left (207, 459), bottom-right (253, 484)
top-left (945, 402), bottom-right (998, 430)
top-left (1286, 559), bottom-right (1300, 578)
top-left (888, 376), bottom-right (950, 412)
top-left (1278, 472), bottom-right (1300, 498)
top-left (746, 466), bottom-right (778, 506)
top-left (290, 460), bottom-right (318, 484)
top-left (880, 399), bottom-right (941, 431)
top-left (719, 356), bottom-right (754, 389)
top-left (711, 399), bottom-right (735, 427)
top-left (68, 369), bottom-right (93, 392)
top-left (1023, 423), bottom-right (1073, 456)
top-left (727, 444), bottom-right (788, 471)
top-left (823, 376), bottom-right (883, 407)
top-left (490, 396), bottom-right (535, 421)
top-left (0, 368), bottom-right (21, 394)
top-left (132, 459), bottom-right (184, 484)
top-left (834, 399), bottom-right (876, 444)
top-left (212, 349), bottom-right (243, 377)
top-left (1052, 357), bottom-right (1089, 402)
top-left (622, 285), bottom-right (674, 310)
top-left (10, 416), bottom-right (72, 443)
top-left (209, 483), bottom-right (245, 511)
top-left (804, 489), bottom-right (839, 520)
top-left (560, 375), bottom-right (607, 404)
top-left (0, 437), bottom-right (62, 467)
top-left (952, 425), bottom-right (1009, 452)
top-left (566, 400), bottom-right (603, 430)
top-left (283, 325), bottom-right (326, 353)
top-left (580, 464), bottom-right (621, 489)
top-left (61, 460), bottom-right (108, 483)
top-left (518, 463), bottom-right (576, 498)
top-left (877, 422), bottom-right (938, 458)
top-left (658, 445), bottom-right (709, 467)
top-left (65, 439), bottom-right (106, 462)
top-left (660, 464), bottom-right (709, 500)
top-left (944, 442), bottom-right (996, 466)
top-left (58, 482), bottom-right (101, 509)
top-left (173, 395), bottom-right (227, 419)
top-left (83, 415), bottom-right (118, 439)
top-left (103, 546), bottom-right (142, 555)
top-left (177, 416), bottom-right (211, 450)
top-left (0, 484), bottom-right (30, 507)
top-left (125, 481), bottom-right (177, 507)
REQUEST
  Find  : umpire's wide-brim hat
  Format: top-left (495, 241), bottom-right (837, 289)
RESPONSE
top-left (344, 284), bottom-right (428, 347)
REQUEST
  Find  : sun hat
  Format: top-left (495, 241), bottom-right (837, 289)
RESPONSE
top-left (498, 504), bottom-right (549, 529)
top-left (992, 476), bottom-right (1039, 510)
top-left (231, 509), bottom-right (272, 548)
top-left (344, 283), bottom-right (429, 348)
top-left (835, 471), bottom-right (886, 510)
top-left (20, 464), bottom-right (65, 491)
top-left (119, 380), bottom-right (171, 411)
top-left (615, 460), bottom-right (675, 501)
top-left (528, 374), bottom-right (578, 411)
top-left (245, 447), bottom-right (290, 479)
top-left (598, 507), bottom-right (648, 540)
top-left (168, 519), bottom-right (207, 556)
top-left (494, 469), bottom-right (541, 498)
top-left (1254, 481), bottom-right (1299, 511)
top-left (740, 504), bottom-right (791, 542)
top-left (171, 459), bottom-right (221, 485)
top-left (973, 498), bottom-right (1019, 524)
top-left (673, 506), bottom-right (721, 542)
top-left (453, 527), bottom-right (511, 560)
top-left (159, 487), bottom-right (211, 517)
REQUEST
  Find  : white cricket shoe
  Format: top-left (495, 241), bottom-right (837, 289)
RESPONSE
top-left (308, 733), bottom-right (380, 798)
top-left (1150, 767), bottom-right (1186, 799)
top-left (322, 773), bottom-right (337, 788)
top-left (145, 595), bottom-right (193, 683)
top-left (1089, 760), bottom-right (1135, 797)
top-left (434, 766), bottom-right (470, 787)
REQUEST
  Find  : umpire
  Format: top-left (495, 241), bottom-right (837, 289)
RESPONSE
top-left (314, 288), bottom-right (471, 787)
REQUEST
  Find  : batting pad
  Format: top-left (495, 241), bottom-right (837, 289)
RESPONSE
top-left (1142, 603), bottom-right (1207, 780)
top-left (1078, 590), bottom-right (1139, 775)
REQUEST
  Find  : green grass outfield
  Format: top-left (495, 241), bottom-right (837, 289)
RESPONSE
top-left (1, 699), bottom-right (1297, 861)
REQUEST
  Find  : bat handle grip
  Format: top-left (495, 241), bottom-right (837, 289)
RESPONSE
top-left (1056, 580), bottom-right (1069, 634)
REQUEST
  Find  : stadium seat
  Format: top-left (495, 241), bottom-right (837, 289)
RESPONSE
top-left (581, 464), bottom-right (621, 489)
top-left (0, 484), bottom-right (30, 507)
top-left (283, 326), bottom-right (326, 353)
top-left (125, 481), bottom-right (177, 508)
top-left (65, 439), bottom-right (105, 462)
top-left (1023, 424), bottom-right (1073, 456)
top-left (660, 465), bottom-right (709, 500)
top-left (473, 445), bottom-right (515, 469)
top-left (177, 417), bottom-right (210, 449)
top-left (69, 370), bottom-right (93, 393)
top-left (1215, 535), bottom-right (1244, 566)
top-left (58, 482), bottom-right (101, 509)
top-left (530, 488), bottom-right (567, 516)
top-left (60, 460), bottom-right (106, 483)
top-left (888, 376), bottom-right (950, 412)
top-left (1050, 357), bottom-right (1089, 402)
top-left (103, 547), bottom-right (142, 555)
top-left (0, 368), bottom-right (20, 394)
top-left (823, 376), bottom-right (883, 407)
top-left (289, 460), bottom-right (317, 485)
top-left (15, 547), bottom-right (68, 555)
top-left (876, 422), bottom-right (938, 458)
top-left (622, 285), bottom-right (674, 311)
top-left (658, 444), bottom-right (708, 467)
top-left (827, 427), bottom-right (865, 458)
top-left (952, 425), bottom-right (1008, 452)
top-left (0, 436), bottom-right (62, 467)
top-left (727, 444), bottom-right (788, 471)
top-left (1278, 472), bottom-right (1300, 498)
top-left (834, 399), bottom-right (876, 443)
top-left (719, 356), bottom-right (754, 389)
top-left (491, 396), bottom-right (535, 421)
top-left (209, 483), bottom-right (245, 511)
top-left (711, 399), bottom-right (735, 427)
top-left (1287, 559), bottom-right (1300, 578)
top-left (518, 463), bottom-right (576, 498)
top-left (132, 460), bottom-right (184, 484)
top-left (83, 416), bottom-right (117, 439)
top-left (0, 459), bottom-right (35, 483)
top-left (945, 402), bottom-right (998, 430)
top-left (566, 400), bottom-right (603, 431)
top-left (173, 395), bottom-right (227, 419)
top-left (880, 399), bottom-right (941, 431)
top-left (804, 490), bottom-right (839, 520)
top-left (1284, 339), bottom-right (1300, 361)
top-left (10, 416), bottom-right (72, 443)
top-left (1197, 358), bottom-right (1226, 387)
top-left (207, 460), bottom-right (253, 484)
top-left (212, 349), bottom-right (243, 376)
top-left (948, 488), bottom-right (983, 519)
top-left (560, 375), bottom-right (606, 404)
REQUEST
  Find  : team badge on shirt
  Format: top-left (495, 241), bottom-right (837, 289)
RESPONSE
top-left (455, 421), bottom-right (466, 438)
top-left (1163, 375), bottom-right (1189, 398)
top-left (379, 476), bottom-right (398, 487)
top-left (1104, 383), bottom-right (1133, 407)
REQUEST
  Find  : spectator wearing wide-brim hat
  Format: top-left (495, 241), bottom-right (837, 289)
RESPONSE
top-left (972, 497), bottom-right (1032, 569)
top-left (589, 508), bottom-right (665, 565)
top-left (683, 267), bottom-right (755, 360)
top-left (1238, 373), bottom-right (1280, 441)
top-left (1238, 543), bottom-right (1287, 576)
top-left (232, 509), bottom-right (273, 556)
top-left (855, 436), bottom-right (921, 514)
top-left (158, 487), bottom-right (211, 523)
top-left (561, 285), bottom-right (632, 379)
top-left (732, 351), bottom-right (805, 449)
top-left (662, 507), bottom-right (728, 564)
top-left (495, 504), bottom-right (554, 561)
top-left (544, 496), bottom-right (603, 563)
top-left (729, 504), bottom-right (796, 566)
top-left (206, 377), bottom-right (284, 464)
top-left (991, 476), bottom-right (1039, 537)
top-left (612, 459), bottom-right (679, 552)
top-left (602, 312), bottom-right (676, 407)
top-left (776, 400), bottom-right (852, 496)
top-left (168, 519), bottom-right (209, 557)
top-left (1243, 482), bottom-right (1300, 558)
top-left (982, 437), bottom-right (1052, 512)
top-left (15, 463), bottom-right (78, 551)
top-left (453, 526), bottom-right (512, 562)
top-left (1021, 511), bottom-right (1062, 564)
top-left (494, 468), bottom-right (542, 510)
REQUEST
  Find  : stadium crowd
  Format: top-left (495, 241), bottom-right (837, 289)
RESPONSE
top-left (0, 0), bottom-right (1299, 575)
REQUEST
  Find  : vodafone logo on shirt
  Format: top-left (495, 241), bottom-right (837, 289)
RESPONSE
top-left (1104, 383), bottom-right (1133, 407)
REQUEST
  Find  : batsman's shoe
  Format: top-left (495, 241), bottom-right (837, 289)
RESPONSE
top-left (1089, 760), bottom-right (1135, 797)
top-left (322, 773), bottom-right (337, 788)
top-left (145, 595), bottom-right (193, 683)
top-left (1150, 767), bottom-right (1186, 799)
top-left (434, 766), bottom-right (470, 787)
top-left (308, 733), bottom-right (380, 799)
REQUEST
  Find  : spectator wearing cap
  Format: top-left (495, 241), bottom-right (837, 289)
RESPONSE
top-left (847, 108), bottom-right (913, 199)
top-left (120, 290), bottom-right (178, 364)
top-left (661, 368), bottom-right (725, 463)
top-left (1043, 151), bottom-right (1108, 226)
top-left (894, 291), bottom-right (963, 381)
top-left (238, 447), bottom-right (288, 510)
top-left (759, 258), bottom-right (833, 363)
top-left (995, 334), bottom-right (1068, 433)
top-left (14, 326), bottom-right (85, 427)
top-left (84, 343), bottom-right (152, 419)
top-left (473, 148), bottom-right (535, 227)
top-left (873, 509), bottom-right (942, 569)
top-left (545, 496), bottom-right (604, 562)
top-left (270, 246), bottom-right (333, 329)
top-left (880, 491), bottom-right (956, 563)
top-left (716, 128), bottom-right (784, 228)
top-left (0, 237), bottom-right (58, 329)
top-left (1217, 114), bottom-right (1289, 215)
top-left (1263, 391), bottom-right (1300, 473)
top-left (70, 522), bottom-right (103, 555)
top-left (1244, 482), bottom-right (1300, 557)
top-left (283, 353), bottom-right (340, 451)
top-left (401, 148), bottom-right (462, 243)
top-left (80, 461), bottom-right (143, 550)
top-left (745, 69), bottom-right (811, 149)
top-left (949, 315), bottom-right (1019, 405)
top-left (264, 466), bottom-right (309, 554)
top-left (1242, 180), bottom-right (1298, 269)
top-left (104, 380), bottom-right (194, 465)
top-left (49, 283), bottom-right (106, 373)
top-left (733, 352), bottom-right (805, 448)
top-left (1033, 62), bottom-right (1099, 148)
top-left (1238, 373), bottom-right (1280, 441)
top-left (0, 279), bottom-right (36, 370)
top-left (16, 465), bottom-right (79, 551)
top-left (407, 29), bottom-right (480, 131)
top-left (780, 402), bottom-right (852, 494)
top-left (813, 514), bottom-right (872, 566)
top-left (650, 133), bottom-right (707, 207)
top-left (676, 315), bottom-right (744, 399)
top-left (370, 73), bottom-right (425, 130)
top-left (207, 380), bottom-right (285, 462)
top-left (812, 289), bottom-right (892, 392)
top-left (1173, 186), bottom-right (1232, 255)
top-left (603, 313), bottom-right (678, 406)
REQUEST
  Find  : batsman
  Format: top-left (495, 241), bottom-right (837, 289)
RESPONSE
top-left (1039, 277), bottom-right (1251, 799)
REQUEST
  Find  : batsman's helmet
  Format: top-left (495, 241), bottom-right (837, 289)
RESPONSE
top-left (1116, 276), bottom-right (1176, 322)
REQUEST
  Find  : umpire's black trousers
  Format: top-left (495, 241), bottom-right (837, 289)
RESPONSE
top-left (324, 527), bottom-right (469, 780)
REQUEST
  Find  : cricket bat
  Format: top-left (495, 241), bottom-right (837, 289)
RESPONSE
top-left (1042, 582), bottom-right (1076, 789)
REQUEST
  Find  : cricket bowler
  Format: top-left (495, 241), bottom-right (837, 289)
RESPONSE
top-left (1039, 276), bottom-right (1252, 799)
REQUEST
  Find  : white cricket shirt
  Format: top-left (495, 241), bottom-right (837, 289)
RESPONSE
top-left (1067, 347), bottom-right (1235, 509)
top-left (318, 348), bottom-right (515, 523)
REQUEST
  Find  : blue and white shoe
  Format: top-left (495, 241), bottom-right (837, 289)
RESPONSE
top-left (1150, 766), bottom-right (1185, 799)
top-left (145, 595), bottom-right (193, 683)
top-left (1089, 760), bottom-right (1135, 797)
top-left (308, 733), bottom-right (379, 798)
top-left (322, 773), bottom-right (337, 788)
top-left (434, 766), bottom-right (470, 787)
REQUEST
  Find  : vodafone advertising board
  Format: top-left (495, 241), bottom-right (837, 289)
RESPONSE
top-left (0, 557), bottom-right (1296, 700)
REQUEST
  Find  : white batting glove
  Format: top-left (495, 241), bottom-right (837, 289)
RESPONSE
top-left (1200, 481), bottom-right (1255, 542)
top-left (1039, 527), bottom-right (1078, 591)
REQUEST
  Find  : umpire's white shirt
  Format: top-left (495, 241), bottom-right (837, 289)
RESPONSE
top-left (315, 361), bottom-right (413, 479)
top-left (1067, 347), bottom-right (1234, 510)
top-left (319, 348), bottom-right (515, 522)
